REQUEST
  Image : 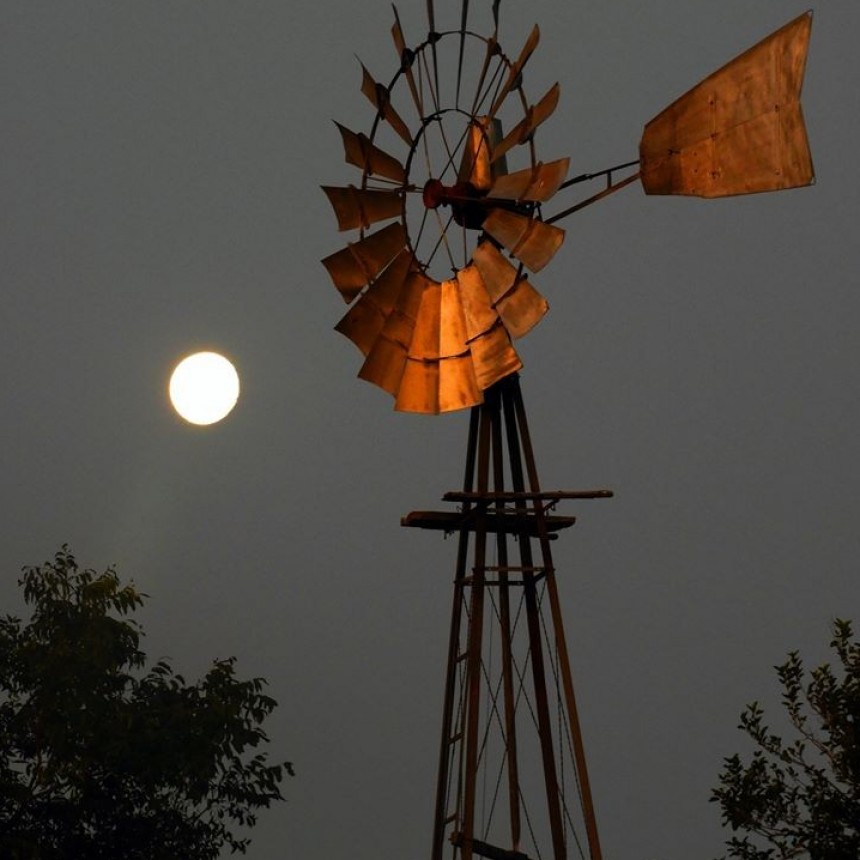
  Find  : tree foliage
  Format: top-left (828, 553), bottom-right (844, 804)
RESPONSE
top-left (712, 619), bottom-right (859, 860)
top-left (0, 547), bottom-right (292, 859)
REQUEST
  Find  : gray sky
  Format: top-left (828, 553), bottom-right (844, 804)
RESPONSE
top-left (1, 1), bottom-right (858, 858)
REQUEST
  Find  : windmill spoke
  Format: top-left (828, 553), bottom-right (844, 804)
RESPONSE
top-left (456, 0), bottom-right (470, 108)
top-left (471, 47), bottom-right (507, 120)
top-left (426, 0), bottom-right (442, 115)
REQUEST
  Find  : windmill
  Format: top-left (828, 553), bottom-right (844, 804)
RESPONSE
top-left (321, 5), bottom-right (814, 860)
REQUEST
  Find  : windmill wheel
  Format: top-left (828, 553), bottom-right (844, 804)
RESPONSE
top-left (322, 6), bottom-right (569, 414)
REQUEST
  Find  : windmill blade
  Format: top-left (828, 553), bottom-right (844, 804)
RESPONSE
top-left (396, 352), bottom-right (482, 415)
top-left (322, 185), bottom-right (404, 231)
top-left (396, 357), bottom-right (440, 413)
top-left (360, 264), bottom-right (525, 412)
top-left (438, 354), bottom-right (482, 413)
top-left (488, 158), bottom-right (570, 203)
top-left (396, 278), bottom-right (443, 413)
top-left (321, 222), bottom-right (408, 302)
top-left (335, 248), bottom-right (414, 355)
top-left (640, 11), bottom-right (814, 197)
top-left (335, 123), bottom-right (406, 182)
top-left (492, 83), bottom-right (561, 163)
top-left (456, 262), bottom-right (500, 341)
top-left (391, 6), bottom-right (423, 117)
top-left (408, 279), bottom-right (442, 360)
top-left (469, 321), bottom-right (522, 391)
top-left (482, 210), bottom-right (565, 273)
top-left (394, 276), bottom-right (485, 414)
top-left (488, 24), bottom-right (540, 119)
top-left (458, 118), bottom-right (503, 192)
top-left (456, 263), bottom-right (523, 391)
top-left (439, 277), bottom-right (470, 358)
top-left (471, 241), bottom-right (548, 339)
top-left (360, 63), bottom-right (414, 146)
top-left (358, 268), bottom-right (428, 395)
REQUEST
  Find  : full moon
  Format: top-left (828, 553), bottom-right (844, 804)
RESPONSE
top-left (169, 351), bottom-right (240, 425)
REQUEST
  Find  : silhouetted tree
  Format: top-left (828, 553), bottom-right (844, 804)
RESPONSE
top-left (712, 619), bottom-right (859, 859)
top-left (0, 546), bottom-right (292, 859)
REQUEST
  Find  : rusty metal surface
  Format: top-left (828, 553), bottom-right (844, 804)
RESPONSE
top-left (489, 158), bottom-right (570, 203)
top-left (390, 6), bottom-right (424, 116)
top-left (640, 12), bottom-right (814, 197)
top-left (471, 241), bottom-right (547, 340)
top-left (339, 259), bottom-right (524, 414)
top-left (438, 354), bottom-right (482, 414)
top-left (322, 185), bottom-right (404, 231)
top-left (333, 249), bottom-right (544, 413)
top-left (335, 123), bottom-right (406, 182)
top-left (489, 25), bottom-right (540, 119)
top-left (458, 118), bottom-right (505, 191)
top-left (467, 322), bottom-right (522, 391)
top-left (455, 262), bottom-right (500, 342)
top-left (396, 357), bottom-right (440, 413)
top-left (321, 222), bottom-right (407, 302)
top-left (334, 248), bottom-right (414, 355)
top-left (493, 83), bottom-right (560, 164)
top-left (482, 209), bottom-right (565, 273)
top-left (359, 63), bottom-right (413, 146)
top-left (357, 267), bottom-right (425, 394)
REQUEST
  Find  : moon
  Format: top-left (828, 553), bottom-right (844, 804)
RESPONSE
top-left (169, 351), bottom-right (240, 425)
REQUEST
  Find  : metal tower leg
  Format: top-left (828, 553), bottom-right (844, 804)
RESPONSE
top-left (404, 374), bottom-right (610, 860)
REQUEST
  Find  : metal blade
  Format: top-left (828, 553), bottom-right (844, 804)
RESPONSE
top-left (458, 118), bottom-right (505, 192)
top-left (321, 222), bottom-right (408, 303)
top-left (438, 354), bottom-right (482, 413)
top-left (471, 241), bottom-right (548, 339)
top-left (334, 248), bottom-right (414, 355)
top-left (456, 262), bottom-right (499, 341)
top-left (396, 357), bottom-right (440, 413)
top-left (488, 158), bottom-right (570, 203)
top-left (409, 280), bottom-right (442, 360)
top-left (322, 185), bottom-right (403, 231)
top-left (357, 336), bottom-right (407, 397)
top-left (488, 24), bottom-right (540, 119)
top-left (640, 12), bottom-right (814, 197)
top-left (358, 268), bottom-right (428, 395)
top-left (396, 353), bottom-right (487, 414)
top-left (468, 322), bottom-right (522, 390)
top-left (482, 210), bottom-right (565, 273)
top-left (391, 6), bottom-right (423, 117)
top-left (439, 277), bottom-right (470, 358)
top-left (335, 123), bottom-right (406, 182)
top-left (492, 83), bottom-right (560, 163)
top-left (360, 63), bottom-right (414, 146)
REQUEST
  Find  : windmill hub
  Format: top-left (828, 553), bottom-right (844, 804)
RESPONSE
top-left (422, 178), bottom-right (490, 229)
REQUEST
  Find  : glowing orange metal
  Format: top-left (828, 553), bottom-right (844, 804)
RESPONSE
top-left (640, 12), bottom-right (814, 197)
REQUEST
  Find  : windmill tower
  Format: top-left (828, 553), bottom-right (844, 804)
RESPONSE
top-left (321, 5), bottom-right (814, 859)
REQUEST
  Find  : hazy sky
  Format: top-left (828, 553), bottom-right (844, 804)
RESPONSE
top-left (1, 2), bottom-right (858, 858)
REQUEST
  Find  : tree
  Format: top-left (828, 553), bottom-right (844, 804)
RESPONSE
top-left (0, 546), bottom-right (292, 859)
top-left (712, 619), bottom-right (859, 860)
